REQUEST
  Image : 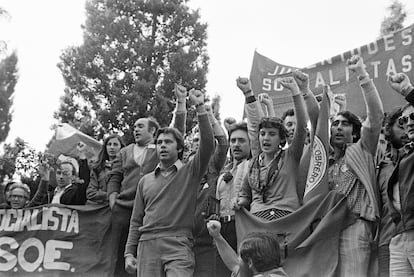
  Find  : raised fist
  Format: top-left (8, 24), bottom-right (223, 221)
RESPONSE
top-left (224, 117), bottom-right (237, 132)
top-left (189, 88), bottom-right (205, 106)
top-left (236, 77), bottom-right (252, 94)
top-left (258, 93), bottom-right (273, 106)
top-left (293, 70), bottom-right (310, 92)
top-left (206, 220), bottom-right (222, 238)
top-left (279, 77), bottom-right (300, 96)
top-left (174, 83), bottom-right (187, 101)
top-left (347, 55), bottom-right (367, 76)
top-left (388, 73), bottom-right (413, 97)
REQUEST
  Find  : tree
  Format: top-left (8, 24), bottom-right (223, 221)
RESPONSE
top-left (0, 51), bottom-right (18, 143)
top-left (380, 0), bottom-right (407, 36)
top-left (56, 0), bottom-right (209, 143)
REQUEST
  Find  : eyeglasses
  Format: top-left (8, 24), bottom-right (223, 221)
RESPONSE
top-left (398, 113), bottom-right (414, 126)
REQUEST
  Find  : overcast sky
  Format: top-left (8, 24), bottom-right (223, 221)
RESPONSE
top-left (1, 0), bottom-right (413, 150)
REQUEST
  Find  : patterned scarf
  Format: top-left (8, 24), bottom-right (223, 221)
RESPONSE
top-left (248, 150), bottom-right (285, 195)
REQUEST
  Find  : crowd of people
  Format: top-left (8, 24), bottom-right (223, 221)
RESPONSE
top-left (1, 54), bottom-right (414, 277)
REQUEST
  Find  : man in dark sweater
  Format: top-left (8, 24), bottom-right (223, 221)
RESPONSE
top-left (124, 89), bottom-right (214, 277)
top-left (387, 72), bottom-right (414, 276)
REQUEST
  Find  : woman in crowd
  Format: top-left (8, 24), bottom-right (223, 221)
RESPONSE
top-left (86, 134), bottom-right (125, 204)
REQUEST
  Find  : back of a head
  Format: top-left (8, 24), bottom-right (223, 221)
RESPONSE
top-left (239, 232), bottom-right (281, 273)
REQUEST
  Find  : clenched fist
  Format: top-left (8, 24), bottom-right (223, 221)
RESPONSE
top-left (236, 77), bottom-right (252, 95)
top-left (279, 76), bottom-right (300, 96)
top-left (293, 70), bottom-right (310, 92)
top-left (388, 73), bottom-right (414, 97)
top-left (189, 88), bottom-right (205, 107)
top-left (347, 55), bottom-right (367, 77)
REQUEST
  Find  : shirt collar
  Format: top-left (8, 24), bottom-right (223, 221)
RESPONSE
top-left (55, 183), bottom-right (72, 193)
top-left (155, 160), bottom-right (183, 175)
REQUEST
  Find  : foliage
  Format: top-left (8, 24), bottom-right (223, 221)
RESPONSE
top-left (56, 0), bottom-right (209, 143)
top-left (0, 52), bottom-right (18, 143)
top-left (380, 0), bottom-right (407, 36)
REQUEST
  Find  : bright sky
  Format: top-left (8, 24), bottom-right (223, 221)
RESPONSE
top-left (1, 0), bottom-right (413, 151)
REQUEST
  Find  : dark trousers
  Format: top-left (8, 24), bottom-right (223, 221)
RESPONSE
top-left (194, 244), bottom-right (216, 277)
top-left (111, 204), bottom-right (134, 277)
top-left (215, 220), bottom-right (237, 277)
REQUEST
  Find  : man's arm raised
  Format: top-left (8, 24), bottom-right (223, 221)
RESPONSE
top-left (189, 89), bottom-right (215, 179)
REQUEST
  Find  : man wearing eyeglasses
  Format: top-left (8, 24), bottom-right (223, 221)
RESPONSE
top-left (386, 72), bottom-right (414, 276)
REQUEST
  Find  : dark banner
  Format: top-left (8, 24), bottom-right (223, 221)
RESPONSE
top-left (250, 24), bottom-right (414, 117)
top-left (0, 204), bottom-right (112, 277)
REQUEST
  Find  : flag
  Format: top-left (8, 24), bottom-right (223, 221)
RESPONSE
top-left (303, 86), bottom-right (331, 203)
top-left (47, 123), bottom-right (101, 161)
top-left (236, 191), bottom-right (351, 277)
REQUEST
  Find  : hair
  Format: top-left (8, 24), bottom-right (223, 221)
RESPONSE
top-left (155, 127), bottom-right (185, 160)
top-left (281, 108), bottom-right (294, 121)
top-left (384, 107), bottom-right (403, 142)
top-left (258, 117), bottom-right (287, 147)
top-left (9, 182), bottom-right (31, 200)
top-left (146, 117), bottom-right (160, 137)
top-left (57, 161), bottom-right (77, 176)
top-left (228, 122), bottom-right (248, 139)
top-left (92, 134), bottom-right (125, 171)
top-left (335, 111), bottom-right (362, 142)
top-left (239, 232), bottom-right (282, 273)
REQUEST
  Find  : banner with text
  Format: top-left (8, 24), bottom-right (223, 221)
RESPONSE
top-left (250, 24), bottom-right (413, 117)
top-left (0, 204), bottom-right (112, 277)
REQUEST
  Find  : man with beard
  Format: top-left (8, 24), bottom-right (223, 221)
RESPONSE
top-left (107, 84), bottom-right (187, 277)
top-left (376, 107), bottom-right (408, 277)
top-left (386, 72), bottom-right (414, 276)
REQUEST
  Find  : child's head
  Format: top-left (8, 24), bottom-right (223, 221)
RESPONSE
top-left (239, 232), bottom-right (281, 273)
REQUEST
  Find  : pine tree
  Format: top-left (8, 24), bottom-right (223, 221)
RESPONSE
top-left (56, 0), bottom-right (209, 143)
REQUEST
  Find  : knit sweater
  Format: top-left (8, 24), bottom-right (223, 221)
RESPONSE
top-left (124, 112), bottom-right (214, 256)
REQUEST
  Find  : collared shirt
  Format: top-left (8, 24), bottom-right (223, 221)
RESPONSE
top-left (329, 155), bottom-right (369, 218)
top-left (217, 159), bottom-right (249, 217)
top-left (52, 184), bottom-right (72, 204)
top-left (133, 144), bottom-right (155, 167)
top-left (154, 160), bottom-right (183, 178)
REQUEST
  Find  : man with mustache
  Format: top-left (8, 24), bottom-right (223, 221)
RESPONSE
top-left (214, 77), bottom-right (264, 276)
top-left (386, 72), bottom-right (414, 276)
